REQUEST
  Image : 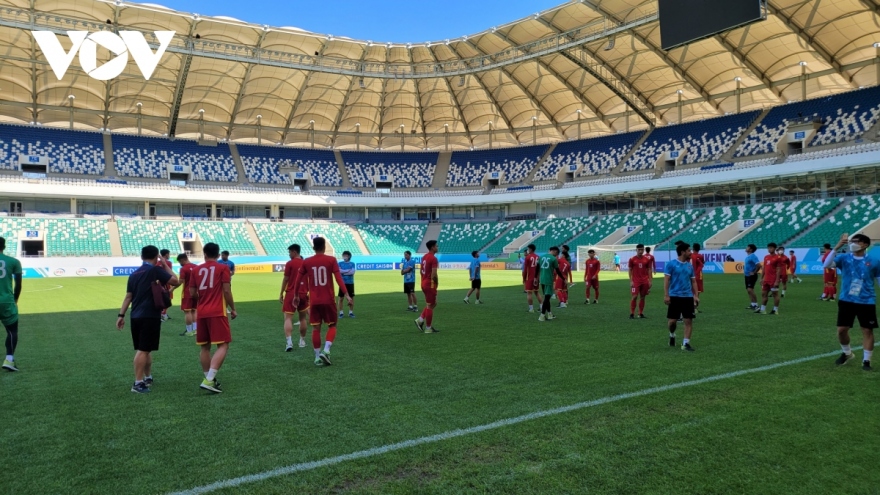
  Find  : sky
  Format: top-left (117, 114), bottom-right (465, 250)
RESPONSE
top-left (145, 0), bottom-right (564, 43)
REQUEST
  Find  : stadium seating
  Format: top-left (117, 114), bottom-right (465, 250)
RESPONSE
top-left (624, 111), bottom-right (761, 172)
top-left (0, 124), bottom-right (105, 175)
top-left (0, 217), bottom-right (111, 256)
top-left (252, 222), bottom-right (362, 257)
top-left (447, 145), bottom-right (549, 187)
top-left (736, 87), bottom-right (880, 157)
top-left (113, 135), bottom-right (237, 181)
top-left (624, 210), bottom-right (702, 246)
top-left (561, 173), bottom-right (654, 188)
top-left (356, 223), bottom-right (426, 254)
top-left (534, 131), bottom-right (644, 181)
top-left (117, 220), bottom-right (256, 256)
top-left (791, 195), bottom-right (880, 248)
top-left (566, 213), bottom-right (645, 247)
top-left (726, 199), bottom-right (842, 249)
top-left (438, 221), bottom-right (510, 254)
top-left (483, 217), bottom-right (594, 255)
top-left (237, 144), bottom-right (342, 187)
top-left (341, 152), bottom-right (437, 188)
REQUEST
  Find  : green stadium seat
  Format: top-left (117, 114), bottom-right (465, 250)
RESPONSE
top-left (727, 199), bottom-right (842, 249)
top-left (0, 217), bottom-right (111, 256)
top-left (116, 220), bottom-right (257, 256)
top-left (252, 222), bottom-right (363, 257)
top-left (791, 195), bottom-right (880, 248)
top-left (438, 222), bottom-right (510, 254)
top-left (356, 224), bottom-right (426, 255)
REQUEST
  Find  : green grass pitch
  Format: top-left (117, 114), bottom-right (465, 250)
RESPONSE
top-left (3, 271), bottom-right (879, 494)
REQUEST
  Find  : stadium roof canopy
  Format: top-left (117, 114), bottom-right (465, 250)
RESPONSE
top-left (0, 0), bottom-right (879, 150)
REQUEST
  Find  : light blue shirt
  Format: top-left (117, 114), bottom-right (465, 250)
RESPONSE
top-left (218, 258), bottom-right (235, 275)
top-left (664, 258), bottom-right (695, 297)
top-left (469, 259), bottom-right (481, 280)
top-left (744, 253), bottom-right (760, 276)
top-left (614, 255), bottom-right (621, 264)
top-left (339, 260), bottom-right (356, 284)
top-left (833, 253), bottom-right (880, 305)
top-left (401, 259), bottom-right (416, 283)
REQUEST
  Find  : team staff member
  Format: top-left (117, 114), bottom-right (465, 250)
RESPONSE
top-left (826, 233), bottom-right (880, 371)
top-left (116, 245), bottom-right (180, 394)
top-left (664, 243), bottom-right (698, 352)
top-left (401, 251), bottom-right (418, 311)
top-left (337, 251), bottom-right (356, 318)
top-left (743, 244), bottom-right (760, 310)
top-left (415, 240), bottom-right (440, 334)
top-left (464, 251), bottom-right (483, 304)
top-left (218, 251), bottom-right (236, 277)
top-left (280, 244), bottom-right (308, 352)
top-left (190, 243), bottom-right (237, 393)
top-left (0, 237), bottom-right (22, 372)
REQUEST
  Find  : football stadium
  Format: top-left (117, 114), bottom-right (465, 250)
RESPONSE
top-left (2, 0), bottom-right (880, 492)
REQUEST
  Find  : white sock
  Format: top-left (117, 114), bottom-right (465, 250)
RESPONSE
top-left (185, 324), bottom-right (193, 332)
top-left (417, 316), bottom-right (424, 323)
top-left (669, 333), bottom-right (675, 338)
top-left (144, 374), bottom-right (152, 380)
top-left (324, 341), bottom-right (332, 353)
top-left (314, 349), bottom-right (321, 358)
top-left (782, 290), bottom-right (786, 295)
top-left (286, 336), bottom-right (292, 346)
top-left (773, 306), bottom-right (778, 311)
top-left (683, 338), bottom-right (690, 345)
top-left (206, 368), bottom-right (218, 381)
top-left (204, 371), bottom-right (208, 378)
top-left (760, 305), bottom-right (766, 311)
top-left (864, 350), bottom-right (873, 362)
top-left (426, 326), bottom-right (432, 331)
top-left (193, 322), bottom-right (198, 330)
top-left (842, 344), bottom-right (852, 354)
top-left (5, 354), bottom-right (12, 361)
top-left (529, 305), bottom-right (533, 311)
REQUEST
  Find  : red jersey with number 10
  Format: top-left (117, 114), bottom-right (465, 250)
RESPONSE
top-left (189, 260), bottom-right (231, 318)
top-left (420, 253), bottom-right (438, 289)
top-left (294, 254), bottom-right (346, 306)
top-left (629, 255), bottom-right (652, 285)
top-left (585, 258), bottom-right (601, 280)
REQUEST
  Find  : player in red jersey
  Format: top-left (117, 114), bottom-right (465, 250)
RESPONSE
top-left (158, 249), bottom-right (174, 322)
top-left (691, 243), bottom-right (705, 295)
top-left (292, 237), bottom-right (350, 366)
top-left (645, 246), bottom-right (656, 274)
top-left (820, 243), bottom-right (838, 301)
top-left (554, 252), bottom-right (571, 308)
top-left (562, 245), bottom-right (574, 288)
top-left (176, 253), bottom-right (198, 337)
top-left (522, 244), bottom-right (543, 312)
top-left (788, 250), bottom-right (802, 284)
top-left (188, 242), bottom-right (236, 394)
top-left (757, 242), bottom-right (783, 315)
top-left (776, 246), bottom-right (791, 297)
top-left (629, 244), bottom-right (653, 319)
top-left (415, 240), bottom-right (440, 334)
top-left (280, 243), bottom-right (309, 352)
top-left (584, 249), bottom-right (601, 304)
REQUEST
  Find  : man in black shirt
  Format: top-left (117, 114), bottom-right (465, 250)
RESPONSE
top-left (116, 246), bottom-right (179, 393)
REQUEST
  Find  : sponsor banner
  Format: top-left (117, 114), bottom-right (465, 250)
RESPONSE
top-left (22, 268), bottom-right (46, 279)
top-left (113, 266), bottom-right (140, 276)
top-left (235, 263), bottom-right (274, 274)
top-left (439, 262), bottom-right (471, 270)
top-left (505, 262), bottom-right (523, 270)
top-left (356, 263), bottom-right (394, 271)
top-left (724, 262), bottom-right (744, 274)
top-left (480, 262), bottom-right (507, 270)
top-left (273, 264), bottom-right (286, 273)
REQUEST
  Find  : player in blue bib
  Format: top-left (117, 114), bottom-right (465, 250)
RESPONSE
top-left (337, 251), bottom-right (356, 318)
top-left (825, 233), bottom-right (880, 371)
top-left (401, 251), bottom-right (418, 311)
top-left (464, 251), bottom-right (483, 305)
top-left (743, 244), bottom-right (761, 310)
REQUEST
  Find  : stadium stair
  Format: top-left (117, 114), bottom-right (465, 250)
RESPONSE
top-left (433, 152), bottom-right (452, 189)
top-left (103, 134), bottom-right (116, 176)
top-left (721, 108), bottom-right (772, 162)
top-left (244, 221), bottom-right (267, 256)
top-left (228, 143), bottom-right (247, 185)
top-left (107, 220), bottom-right (123, 256)
top-left (524, 143), bottom-right (558, 185)
top-left (478, 222), bottom-right (516, 255)
top-left (335, 150), bottom-right (352, 189)
top-left (786, 197), bottom-right (857, 247)
top-left (350, 225), bottom-right (371, 255)
top-left (418, 223), bottom-right (443, 253)
top-left (610, 129), bottom-right (652, 176)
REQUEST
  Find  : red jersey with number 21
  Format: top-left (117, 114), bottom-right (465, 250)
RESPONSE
top-left (294, 254), bottom-right (346, 306)
top-left (421, 253), bottom-right (438, 289)
top-left (190, 260), bottom-right (231, 318)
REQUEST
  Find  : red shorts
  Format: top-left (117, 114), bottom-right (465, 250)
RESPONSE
top-left (790, 265), bottom-right (797, 275)
top-left (283, 292), bottom-right (309, 314)
top-left (554, 279), bottom-right (567, 291)
top-left (780, 274), bottom-right (788, 283)
top-left (586, 279), bottom-right (599, 289)
top-left (762, 282), bottom-right (779, 293)
top-left (631, 283), bottom-right (650, 297)
top-left (824, 275), bottom-right (838, 286)
top-left (524, 278), bottom-right (538, 292)
top-left (180, 297), bottom-right (194, 312)
top-left (309, 303), bottom-right (337, 326)
top-left (695, 278), bottom-right (704, 293)
top-left (196, 316), bottom-right (232, 346)
top-left (422, 287), bottom-right (437, 305)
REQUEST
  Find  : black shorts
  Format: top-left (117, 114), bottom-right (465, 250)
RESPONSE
top-left (471, 279), bottom-right (482, 289)
top-left (837, 300), bottom-right (879, 329)
top-left (745, 275), bottom-right (758, 289)
top-left (131, 318), bottom-right (161, 352)
top-left (403, 282), bottom-right (415, 294)
top-left (667, 296), bottom-right (696, 320)
top-left (338, 284), bottom-right (355, 298)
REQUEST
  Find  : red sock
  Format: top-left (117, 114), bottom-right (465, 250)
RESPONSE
top-left (595, 287), bottom-right (599, 300)
top-left (312, 328), bottom-right (322, 350)
top-left (425, 308), bottom-right (434, 327)
top-left (326, 326), bottom-right (336, 344)
top-left (585, 288), bottom-right (591, 299)
top-left (420, 308), bottom-right (427, 319)
top-left (630, 299), bottom-right (637, 314)
top-left (639, 298), bottom-right (646, 314)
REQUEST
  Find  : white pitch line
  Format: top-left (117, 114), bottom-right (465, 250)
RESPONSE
top-left (171, 349), bottom-right (845, 495)
top-left (23, 285), bottom-right (63, 292)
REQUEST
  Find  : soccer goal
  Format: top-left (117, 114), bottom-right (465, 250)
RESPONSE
top-left (577, 245), bottom-right (639, 271)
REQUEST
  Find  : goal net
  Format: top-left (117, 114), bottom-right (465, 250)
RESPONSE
top-left (577, 245), bottom-right (639, 271)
